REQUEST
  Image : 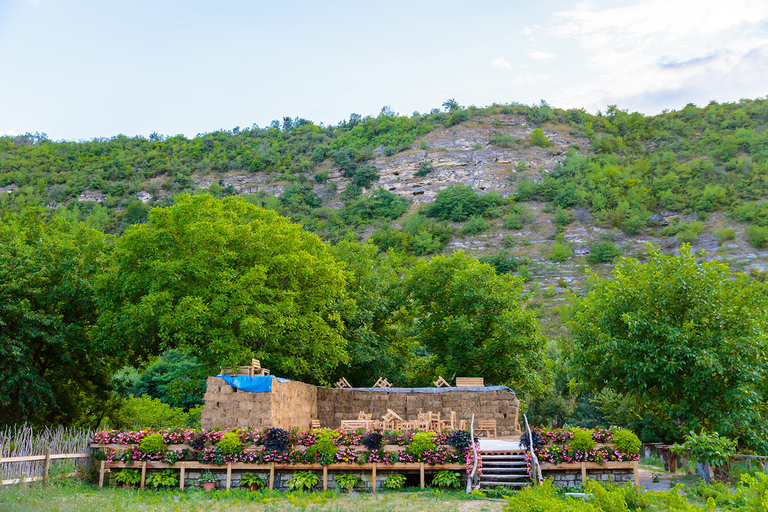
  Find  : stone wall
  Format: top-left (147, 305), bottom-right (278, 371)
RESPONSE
top-left (545, 469), bottom-right (634, 488)
top-left (202, 377), bottom-right (520, 436)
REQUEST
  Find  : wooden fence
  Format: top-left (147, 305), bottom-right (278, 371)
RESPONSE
top-left (0, 424), bottom-right (93, 485)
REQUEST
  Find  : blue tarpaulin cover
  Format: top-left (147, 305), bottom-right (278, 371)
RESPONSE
top-left (216, 374), bottom-right (290, 393)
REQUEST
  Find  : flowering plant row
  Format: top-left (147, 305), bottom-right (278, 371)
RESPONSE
top-left (533, 427), bottom-right (614, 445)
top-left (537, 445), bottom-right (640, 465)
top-left (92, 427), bottom-right (480, 471)
top-left (92, 427), bottom-right (455, 449)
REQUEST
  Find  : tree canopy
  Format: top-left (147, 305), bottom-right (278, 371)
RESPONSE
top-left (405, 252), bottom-right (546, 392)
top-left (566, 246), bottom-right (768, 448)
top-left (0, 209), bottom-right (111, 426)
top-left (96, 194), bottom-right (349, 383)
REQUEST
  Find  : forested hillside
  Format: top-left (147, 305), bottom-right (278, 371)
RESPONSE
top-left (4, 98), bottom-right (768, 448)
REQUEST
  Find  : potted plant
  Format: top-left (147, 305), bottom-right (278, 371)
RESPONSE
top-left (239, 472), bottom-right (266, 492)
top-left (199, 470), bottom-right (217, 491)
top-left (113, 468), bottom-right (141, 489)
top-left (431, 470), bottom-right (462, 489)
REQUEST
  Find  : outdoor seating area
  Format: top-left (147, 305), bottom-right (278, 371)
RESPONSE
top-left (335, 410), bottom-right (491, 437)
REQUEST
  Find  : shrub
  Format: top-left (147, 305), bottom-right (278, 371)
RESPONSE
top-left (515, 179), bottom-right (536, 201)
top-left (415, 161), bottom-right (433, 177)
top-left (217, 432), bottom-right (243, 455)
top-left (199, 470), bottom-right (217, 483)
top-left (587, 241), bottom-right (622, 264)
top-left (549, 241), bottom-right (572, 262)
top-left (334, 474), bottom-right (361, 493)
top-left (287, 471), bottom-right (319, 491)
top-left (341, 187), bottom-right (408, 224)
top-left (714, 227), bottom-right (736, 241)
top-left (554, 208), bottom-right (573, 228)
top-left (118, 395), bottom-right (199, 429)
top-left (672, 430), bottom-right (736, 468)
top-left (460, 216), bottom-right (491, 237)
top-left (139, 433), bottom-right (167, 455)
top-left (146, 469), bottom-right (179, 489)
top-left (384, 474), bottom-right (406, 490)
top-left (363, 432), bottom-right (383, 451)
top-left (424, 185), bottom-right (505, 222)
top-left (611, 429), bottom-right (641, 455)
top-left (265, 428), bottom-right (290, 452)
top-left (314, 430), bottom-right (339, 459)
top-left (432, 470), bottom-right (462, 488)
top-left (408, 432), bottom-right (436, 459)
top-left (113, 469), bottom-right (141, 486)
top-left (490, 135), bottom-right (520, 148)
top-left (479, 250), bottom-right (519, 274)
top-left (447, 430), bottom-right (472, 453)
top-left (569, 428), bottom-right (596, 452)
top-left (505, 205), bottom-right (533, 230)
top-left (746, 225), bottom-right (768, 248)
top-left (530, 128), bottom-right (551, 147)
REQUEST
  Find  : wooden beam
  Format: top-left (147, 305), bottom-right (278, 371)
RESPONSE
top-left (632, 460), bottom-right (639, 487)
top-left (323, 466), bottom-right (328, 491)
top-left (581, 462), bottom-right (587, 484)
top-left (372, 464), bottom-right (376, 493)
top-left (140, 461), bottom-right (147, 490)
top-left (226, 465), bottom-right (232, 490)
top-left (43, 449), bottom-right (51, 484)
top-left (420, 462), bottom-right (425, 489)
top-left (180, 465), bottom-right (185, 491)
top-left (98, 461), bottom-right (106, 488)
top-left (269, 463), bottom-right (275, 490)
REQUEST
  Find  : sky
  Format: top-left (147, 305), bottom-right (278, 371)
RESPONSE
top-left (1, 0), bottom-right (767, 141)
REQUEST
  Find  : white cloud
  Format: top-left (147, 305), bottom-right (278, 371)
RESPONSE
top-left (528, 51), bottom-right (556, 60)
top-left (546, 0), bottom-right (768, 112)
top-left (0, 129), bottom-right (19, 136)
top-left (491, 57), bottom-right (512, 70)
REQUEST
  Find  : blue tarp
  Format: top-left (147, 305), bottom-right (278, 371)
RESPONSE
top-left (216, 374), bottom-right (290, 393)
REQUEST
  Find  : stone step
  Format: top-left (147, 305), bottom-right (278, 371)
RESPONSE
top-left (480, 474), bottom-right (530, 480)
top-left (482, 466), bottom-right (528, 473)
top-left (480, 454), bottom-right (527, 460)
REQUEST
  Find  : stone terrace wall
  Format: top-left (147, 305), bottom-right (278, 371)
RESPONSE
top-left (201, 377), bottom-right (317, 431)
top-left (317, 387), bottom-right (521, 436)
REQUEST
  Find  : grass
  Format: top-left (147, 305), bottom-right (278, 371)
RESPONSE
top-left (0, 482), bottom-right (500, 512)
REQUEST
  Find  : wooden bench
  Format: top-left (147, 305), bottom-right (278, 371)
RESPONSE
top-left (455, 377), bottom-right (484, 387)
top-left (310, 420), bottom-right (321, 429)
top-left (477, 420), bottom-right (497, 438)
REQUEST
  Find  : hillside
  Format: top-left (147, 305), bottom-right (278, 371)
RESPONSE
top-left (4, 99), bottom-right (768, 341)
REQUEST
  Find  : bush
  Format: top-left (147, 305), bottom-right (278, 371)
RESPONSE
top-left (384, 474), bottom-right (406, 490)
top-left (415, 161), bottom-right (433, 177)
top-left (530, 128), bottom-right (551, 147)
top-left (217, 432), bottom-right (244, 455)
top-left (146, 469), bottom-right (179, 489)
top-left (460, 216), bottom-right (491, 237)
top-left (714, 227), bottom-right (736, 241)
top-left (611, 429), bottom-right (641, 455)
top-left (334, 474), bottom-right (361, 493)
top-left (139, 433), bottom-right (167, 454)
top-left (408, 432), bottom-right (436, 459)
top-left (113, 469), bottom-right (141, 486)
top-left (489, 135), bottom-right (520, 148)
top-left (587, 241), bottom-right (622, 264)
top-left (118, 395), bottom-right (201, 429)
top-left (432, 470), bottom-right (461, 488)
top-left (672, 430), bottom-right (736, 468)
top-left (447, 430), bottom-right (473, 452)
top-left (505, 205), bottom-right (533, 230)
top-left (569, 428), bottom-right (596, 452)
top-left (549, 241), bottom-right (572, 262)
top-left (746, 225), bottom-right (768, 248)
top-left (287, 471), bottom-right (319, 491)
top-left (341, 187), bottom-right (409, 224)
top-left (554, 209), bottom-right (573, 228)
top-left (265, 428), bottom-right (290, 452)
top-left (240, 472), bottom-right (266, 489)
top-left (424, 185), bottom-right (505, 222)
top-left (479, 250), bottom-right (519, 274)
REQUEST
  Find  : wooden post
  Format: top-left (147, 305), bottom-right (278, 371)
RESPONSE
top-left (226, 464), bottom-right (232, 490)
top-left (669, 453), bottom-right (677, 473)
top-left (43, 449), bottom-right (51, 484)
top-left (372, 464), bottom-right (376, 493)
top-left (420, 462), bottom-right (425, 489)
top-left (139, 461), bottom-right (147, 490)
top-left (98, 461), bottom-right (106, 488)
top-left (269, 462), bottom-right (275, 490)
top-left (581, 462), bottom-right (587, 484)
top-left (632, 460), bottom-right (639, 487)
top-left (180, 464), bottom-right (185, 490)
top-left (323, 466), bottom-right (328, 491)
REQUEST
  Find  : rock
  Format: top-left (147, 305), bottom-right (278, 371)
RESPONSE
top-left (78, 189), bottom-right (107, 203)
top-left (137, 191), bottom-right (153, 204)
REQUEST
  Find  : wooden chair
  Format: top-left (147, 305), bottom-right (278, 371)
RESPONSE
top-left (252, 358), bottom-right (270, 376)
top-left (382, 409), bottom-right (403, 430)
top-left (340, 420), bottom-right (368, 432)
top-left (357, 411), bottom-right (372, 421)
top-left (310, 419), bottom-right (321, 429)
top-left (455, 377), bottom-right (484, 387)
top-left (477, 420), bottom-right (497, 438)
top-left (439, 411), bottom-right (456, 430)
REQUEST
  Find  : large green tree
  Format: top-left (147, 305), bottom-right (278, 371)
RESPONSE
top-left (404, 252), bottom-right (546, 392)
top-left (566, 246), bottom-right (768, 448)
top-left (0, 209), bottom-right (111, 425)
top-left (97, 194), bottom-right (349, 383)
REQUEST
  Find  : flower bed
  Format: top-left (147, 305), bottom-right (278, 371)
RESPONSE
top-left (92, 427), bottom-right (479, 472)
top-left (523, 427), bottom-right (641, 479)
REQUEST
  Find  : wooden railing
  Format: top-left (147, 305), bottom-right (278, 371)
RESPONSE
top-left (0, 451), bottom-right (91, 485)
top-left (523, 414), bottom-right (543, 485)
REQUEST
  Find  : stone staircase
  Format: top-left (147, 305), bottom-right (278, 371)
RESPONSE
top-left (478, 451), bottom-right (532, 488)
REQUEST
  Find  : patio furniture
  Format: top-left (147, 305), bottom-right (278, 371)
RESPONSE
top-left (477, 419), bottom-right (497, 438)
